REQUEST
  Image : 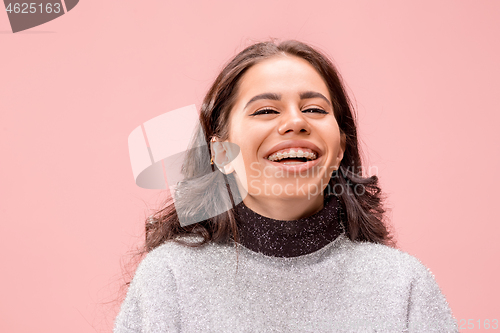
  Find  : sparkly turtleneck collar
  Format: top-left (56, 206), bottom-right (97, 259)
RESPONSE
top-left (234, 195), bottom-right (344, 258)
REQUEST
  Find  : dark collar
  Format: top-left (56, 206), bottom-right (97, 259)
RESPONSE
top-left (234, 195), bottom-right (343, 258)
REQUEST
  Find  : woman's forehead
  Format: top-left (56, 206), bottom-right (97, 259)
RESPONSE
top-left (235, 56), bottom-right (331, 103)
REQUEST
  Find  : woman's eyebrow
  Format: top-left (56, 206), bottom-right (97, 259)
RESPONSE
top-left (244, 91), bottom-right (332, 110)
top-left (244, 93), bottom-right (281, 110)
top-left (299, 91), bottom-right (332, 107)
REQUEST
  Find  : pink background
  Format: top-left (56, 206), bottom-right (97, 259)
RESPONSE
top-left (1, 1), bottom-right (499, 332)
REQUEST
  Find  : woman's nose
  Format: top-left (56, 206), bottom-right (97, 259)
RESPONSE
top-left (278, 107), bottom-right (311, 135)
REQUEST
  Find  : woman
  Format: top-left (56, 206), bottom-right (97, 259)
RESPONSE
top-left (115, 40), bottom-right (458, 332)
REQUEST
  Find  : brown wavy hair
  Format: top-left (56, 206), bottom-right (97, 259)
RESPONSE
top-left (141, 39), bottom-right (395, 256)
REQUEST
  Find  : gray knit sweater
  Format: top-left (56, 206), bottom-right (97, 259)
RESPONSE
top-left (114, 234), bottom-right (458, 332)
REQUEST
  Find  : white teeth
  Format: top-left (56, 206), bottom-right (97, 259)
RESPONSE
top-left (283, 161), bottom-right (303, 165)
top-left (267, 149), bottom-right (318, 162)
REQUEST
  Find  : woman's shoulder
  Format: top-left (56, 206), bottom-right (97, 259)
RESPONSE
top-left (135, 235), bottom-right (229, 275)
top-left (340, 237), bottom-right (434, 279)
top-left (128, 236), bottom-right (204, 287)
top-left (142, 235), bottom-right (205, 260)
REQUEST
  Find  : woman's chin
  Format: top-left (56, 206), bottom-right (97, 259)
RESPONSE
top-left (245, 179), bottom-right (327, 200)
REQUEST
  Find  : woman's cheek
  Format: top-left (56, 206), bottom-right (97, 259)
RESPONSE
top-left (249, 161), bottom-right (262, 178)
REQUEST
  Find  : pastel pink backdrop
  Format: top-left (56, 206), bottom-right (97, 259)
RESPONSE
top-left (1, 1), bottom-right (499, 332)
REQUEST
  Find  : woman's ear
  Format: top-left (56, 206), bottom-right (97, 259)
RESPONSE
top-left (210, 139), bottom-right (236, 175)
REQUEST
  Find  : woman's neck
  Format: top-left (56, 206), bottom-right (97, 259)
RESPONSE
top-left (234, 194), bottom-right (343, 258)
top-left (241, 193), bottom-right (325, 221)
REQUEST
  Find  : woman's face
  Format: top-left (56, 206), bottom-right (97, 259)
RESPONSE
top-left (216, 55), bottom-right (345, 203)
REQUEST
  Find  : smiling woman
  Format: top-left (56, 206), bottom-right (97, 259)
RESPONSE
top-left (218, 55), bottom-right (346, 221)
top-left (114, 40), bottom-right (459, 332)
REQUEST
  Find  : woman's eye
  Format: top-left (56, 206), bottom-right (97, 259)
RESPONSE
top-left (250, 108), bottom-right (328, 116)
top-left (251, 108), bottom-right (279, 116)
top-left (303, 108), bottom-right (328, 114)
